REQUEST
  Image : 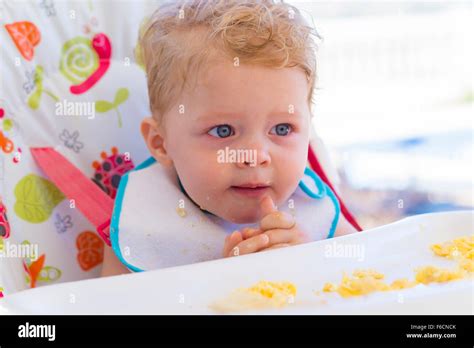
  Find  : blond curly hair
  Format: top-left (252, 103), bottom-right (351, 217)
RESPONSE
top-left (136, 0), bottom-right (319, 122)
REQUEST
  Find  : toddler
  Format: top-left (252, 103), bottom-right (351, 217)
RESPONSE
top-left (102, 0), bottom-right (357, 276)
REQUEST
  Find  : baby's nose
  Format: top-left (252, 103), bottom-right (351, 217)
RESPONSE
top-left (235, 145), bottom-right (271, 168)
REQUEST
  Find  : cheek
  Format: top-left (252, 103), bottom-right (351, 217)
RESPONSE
top-left (274, 137), bottom-right (309, 197)
top-left (280, 155), bottom-right (305, 188)
top-left (173, 148), bottom-right (227, 199)
top-left (276, 132), bottom-right (308, 165)
top-left (163, 125), bottom-right (229, 205)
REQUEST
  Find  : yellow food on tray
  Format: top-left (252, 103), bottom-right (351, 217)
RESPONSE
top-left (322, 270), bottom-right (416, 298)
top-left (431, 235), bottom-right (473, 272)
top-left (322, 235), bottom-right (473, 298)
top-left (210, 235), bottom-right (474, 311)
top-left (428, 235), bottom-right (474, 276)
top-left (247, 280), bottom-right (296, 303)
top-left (210, 280), bottom-right (296, 313)
top-left (414, 265), bottom-right (465, 284)
top-left (431, 235), bottom-right (473, 259)
top-left (458, 258), bottom-right (474, 272)
top-left (389, 278), bottom-right (418, 290)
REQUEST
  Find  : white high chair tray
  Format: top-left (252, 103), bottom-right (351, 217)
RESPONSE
top-left (1, 211), bottom-right (472, 315)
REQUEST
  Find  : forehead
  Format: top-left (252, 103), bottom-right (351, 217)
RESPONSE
top-left (186, 59), bottom-right (310, 114)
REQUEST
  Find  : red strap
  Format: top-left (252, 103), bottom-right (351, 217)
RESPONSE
top-left (30, 147), bottom-right (113, 245)
top-left (308, 145), bottom-right (363, 232)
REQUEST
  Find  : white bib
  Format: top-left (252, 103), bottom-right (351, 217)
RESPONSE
top-left (110, 157), bottom-right (341, 271)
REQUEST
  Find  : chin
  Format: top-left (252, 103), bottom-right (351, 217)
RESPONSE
top-left (222, 211), bottom-right (260, 225)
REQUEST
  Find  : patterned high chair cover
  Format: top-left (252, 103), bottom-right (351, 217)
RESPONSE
top-left (0, 1), bottom-right (156, 295)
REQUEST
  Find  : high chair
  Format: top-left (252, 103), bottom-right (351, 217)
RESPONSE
top-left (0, 1), bottom-right (361, 300)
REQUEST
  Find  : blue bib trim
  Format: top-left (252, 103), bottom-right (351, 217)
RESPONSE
top-left (298, 167), bottom-right (341, 239)
top-left (110, 157), bottom-right (157, 272)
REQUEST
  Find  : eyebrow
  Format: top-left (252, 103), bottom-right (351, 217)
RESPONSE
top-left (195, 109), bottom-right (302, 122)
top-left (194, 111), bottom-right (235, 123)
top-left (270, 110), bottom-right (302, 118)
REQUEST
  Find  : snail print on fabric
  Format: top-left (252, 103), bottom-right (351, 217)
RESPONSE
top-left (59, 33), bottom-right (112, 95)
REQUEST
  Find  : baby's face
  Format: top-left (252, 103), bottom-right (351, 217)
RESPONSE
top-left (158, 59), bottom-right (311, 223)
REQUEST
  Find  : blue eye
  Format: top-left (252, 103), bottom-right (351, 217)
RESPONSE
top-left (270, 123), bottom-right (292, 136)
top-left (208, 125), bottom-right (234, 138)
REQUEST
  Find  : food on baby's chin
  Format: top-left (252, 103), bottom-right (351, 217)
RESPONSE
top-left (209, 280), bottom-right (296, 313)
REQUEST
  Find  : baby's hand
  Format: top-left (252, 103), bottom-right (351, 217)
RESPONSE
top-left (222, 197), bottom-right (309, 258)
top-left (256, 196), bottom-right (310, 250)
top-left (222, 228), bottom-right (270, 258)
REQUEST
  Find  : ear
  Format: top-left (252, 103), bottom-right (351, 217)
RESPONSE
top-left (140, 117), bottom-right (174, 168)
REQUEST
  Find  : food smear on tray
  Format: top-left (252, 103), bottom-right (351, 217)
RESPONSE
top-left (322, 235), bottom-right (473, 298)
top-left (209, 235), bottom-right (472, 312)
top-left (209, 280), bottom-right (296, 313)
top-left (322, 269), bottom-right (417, 298)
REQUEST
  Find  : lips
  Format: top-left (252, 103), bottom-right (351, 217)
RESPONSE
top-left (233, 183), bottom-right (269, 189)
top-left (230, 183), bottom-right (270, 198)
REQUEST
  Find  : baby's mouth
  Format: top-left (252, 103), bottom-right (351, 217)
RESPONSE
top-left (230, 183), bottom-right (270, 198)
